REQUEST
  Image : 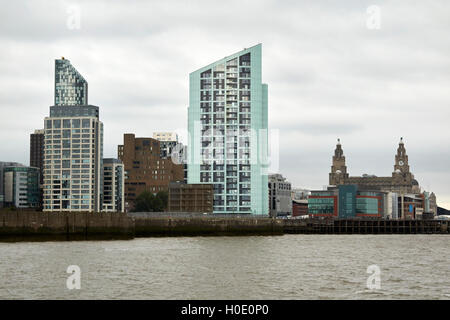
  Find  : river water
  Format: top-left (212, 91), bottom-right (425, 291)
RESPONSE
top-left (0, 235), bottom-right (449, 300)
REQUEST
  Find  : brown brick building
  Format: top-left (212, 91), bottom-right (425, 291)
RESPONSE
top-left (292, 199), bottom-right (308, 217)
top-left (118, 134), bottom-right (184, 211)
top-left (168, 182), bottom-right (213, 213)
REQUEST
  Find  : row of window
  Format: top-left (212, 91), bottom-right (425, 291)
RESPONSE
top-left (46, 119), bottom-right (93, 129)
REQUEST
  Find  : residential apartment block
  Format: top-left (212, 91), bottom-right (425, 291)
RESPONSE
top-left (118, 134), bottom-right (184, 211)
top-left (102, 158), bottom-right (125, 212)
top-left (43, 58), bottom-right (103, 212)
top-left (188, 44), bottom-right (269, 215)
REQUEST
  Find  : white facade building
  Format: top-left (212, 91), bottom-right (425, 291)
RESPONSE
top-left (102, 158), bottom-right (125, 212)
top-left (43, 59), bottom-right (103, 212)
top-left (43, 109), bottom-right (103, 212)
top-left (268, 173), bottom-right (292, 217)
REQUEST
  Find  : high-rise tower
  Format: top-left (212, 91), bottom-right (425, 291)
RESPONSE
top-left (188, 44), bottom-right (269, 215)
top-left (43, 58), bottom-right (103, 212)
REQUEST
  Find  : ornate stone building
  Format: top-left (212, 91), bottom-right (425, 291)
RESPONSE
top-left (329, 138), bottom-right (437, 214)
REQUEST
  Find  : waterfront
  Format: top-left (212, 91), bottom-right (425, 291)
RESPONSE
top-left (0, 235), bottom-right (449, 300)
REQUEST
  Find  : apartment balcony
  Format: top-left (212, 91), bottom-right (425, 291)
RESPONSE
top-left (201, 72), bottom-right (211, 78)
top-left (200, 164), bottom-right (211, 170)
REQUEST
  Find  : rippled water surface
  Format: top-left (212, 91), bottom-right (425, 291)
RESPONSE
top-left (0, 235), bottom-right (449, 299)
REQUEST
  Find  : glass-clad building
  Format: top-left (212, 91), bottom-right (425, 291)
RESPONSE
top-left (309, 185), bottom-right (383, 218)
top-left (356, 192), bottom-right (382, 217)
top-left (2, 166), bottom-right (40, 208)
top-left (338, 184), bottom-right (357, 218)
top-left (55, 58), bottom-right (88, 106)
top-left (309, 185), bottom-right (431, 219)
top-left (308, 191), bottom-right (338, 216)
top-left (188, 44), bottom-right (268, 215)
top-left (43, 58), bottom-right (103, 212)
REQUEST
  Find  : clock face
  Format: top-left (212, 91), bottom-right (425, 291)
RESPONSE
top-left (399, 160), bottom-right (404, 166)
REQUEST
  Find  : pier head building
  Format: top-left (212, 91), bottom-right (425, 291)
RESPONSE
top-left (309, 138), bottom-right (437, 219)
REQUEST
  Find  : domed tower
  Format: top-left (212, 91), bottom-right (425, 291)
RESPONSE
top-left (330, 138), bottom-right (349, 185)
top-left (392, 137), bottom-right (414, 192)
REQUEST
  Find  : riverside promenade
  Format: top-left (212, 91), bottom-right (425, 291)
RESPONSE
top-left (0, 211), bottom-right (448, 241)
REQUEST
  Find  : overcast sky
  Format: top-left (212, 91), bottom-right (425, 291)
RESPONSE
top-left (0, 0), bottom-right (449, 208)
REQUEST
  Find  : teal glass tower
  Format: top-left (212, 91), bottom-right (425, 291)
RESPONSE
top-left (188, 44), bottom-right (269, 215)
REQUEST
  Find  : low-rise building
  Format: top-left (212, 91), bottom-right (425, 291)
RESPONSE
top-left (0, 162), bottom-right (23, 208)
top-left (168, 182), bottom-right (213, 213)
top-left (309, 184), bottom-right (430, 219)
top-left (2, 166), bottom-right (40, 209)
top-left (268, 174), bottom-right (292, 217)
top-left (292, 199), bottom-right (308, 217)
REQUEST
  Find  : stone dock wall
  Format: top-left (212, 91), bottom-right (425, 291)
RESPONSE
top-left (0, 211), bottom-right (448, 241)
top-left (0, 211), bottom-right (134, 241)
top-left (134, 216), bottom-right (284, 237)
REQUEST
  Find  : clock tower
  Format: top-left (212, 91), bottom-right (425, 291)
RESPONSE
top-left (330, 138), bottom-right (349, 185)
top-left (392, 137), bottom-right (414, 190)
top-left (393, 137), bottom-right (410, 174)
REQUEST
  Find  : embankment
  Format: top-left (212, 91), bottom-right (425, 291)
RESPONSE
top-left (0, 211), bottom-right (448, 242)
top-left (0, 211), bottom-right (134, 241)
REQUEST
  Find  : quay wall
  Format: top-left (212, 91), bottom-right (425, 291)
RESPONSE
top-left (0, 211), bottom-right (134, 241)
top-left (134, 216), bottom-right (284, 237)
top-left (0, 211), bottom-right (448, 241)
